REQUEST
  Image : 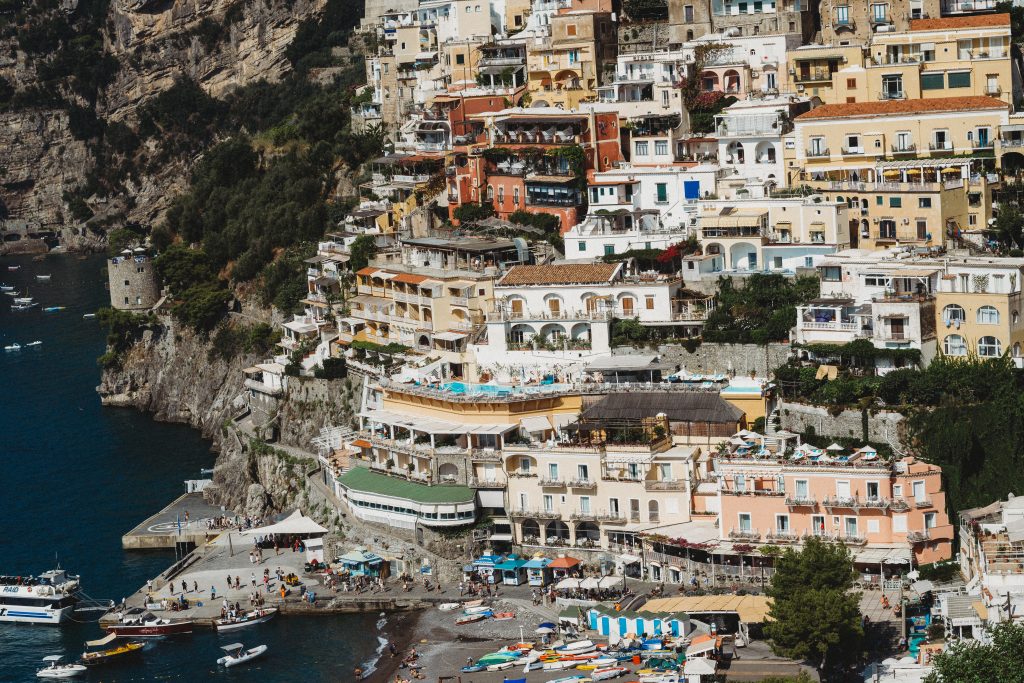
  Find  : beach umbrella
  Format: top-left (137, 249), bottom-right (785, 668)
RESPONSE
top-left (535, 627), bottom-right (555, 634)
top-left (826, 442), bottom-right (844, 451)
top-left (882, 169), bottom-right (900, 178)
top-left (538, 621), bottom-right (556, 628)
top-left (942, 167), bottom-right (960, 174)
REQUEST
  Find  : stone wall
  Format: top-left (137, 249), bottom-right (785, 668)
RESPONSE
top-left (778, 400), bottom-right (909, 451)
top-left (615, 342), bottom-right (792, 377)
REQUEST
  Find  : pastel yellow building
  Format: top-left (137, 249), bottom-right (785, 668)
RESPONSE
top-left (526, 11), bottom-right (617, 110)
top-left (784, 44), bottom-right (867, 104)
top-left (935, 259), bottom-right (1024, 366)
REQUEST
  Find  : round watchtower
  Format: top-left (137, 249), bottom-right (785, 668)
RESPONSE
top-left (108, 248), bottom-right (160, 311)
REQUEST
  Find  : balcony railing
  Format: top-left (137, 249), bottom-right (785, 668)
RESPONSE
top-left (806, 147), bottom-right (830, 158)
top-left (929, 142), bottom-right (954, 151)
top-left (568, 478), bottom-right (597, 489)
top-left (785, 495), bottom-right (817, 507)
top-left (914, 498), bottom-right (933, 508)
top-left (729, 529), bottom-right (762, 541)
top-left (841, 147), bottom-right (864, 156)
top-left (890, 498), bottom-right (911, 512)
top-left (879, 90), bottom-right (905, 100)
top-left (645, 480), bottom-right (687, 491)
top-left (890, 143), bottom-right (917, 154)
top-left (823, 496), bottom-right (859, 508)
top-left (570, 510), bottom-right (626, 522)
top-left (834, 18), bottom-right (856, 30)
top-left (986, 84), bottom-right (1002, 96)
top-left (795, 69), bottom-right (833, 83)
top-left (468, 477), bottom-right (503, 488)
top-left (907, 529), bottom-right (930, 542)
top-left (539, 477), bottom-right (566, 487)
top-left (509, 508), bottom-right (561, 519)
top-left (973, 140), bottom-right (994, 150)
top-left (765, 531), bottom-right (801, 543)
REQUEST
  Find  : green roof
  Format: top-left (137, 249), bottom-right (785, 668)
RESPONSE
top-left (337, 467), bottom-right (475, 504)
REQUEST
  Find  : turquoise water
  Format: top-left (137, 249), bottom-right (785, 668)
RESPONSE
top-left (0, 254), bottom-right (382, 681)
top-left (440, 381), bottom-right (569, 395)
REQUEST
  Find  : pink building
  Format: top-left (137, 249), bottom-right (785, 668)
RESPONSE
top-left (715, 432), bottom-right (952, 569)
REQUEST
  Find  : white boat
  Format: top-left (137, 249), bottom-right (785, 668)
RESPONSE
top-left (26, 341), bottom-right (42, 347)
top-left (463, 604), bottom-right (492, 615)
top-left (214, 607), bottom-right (278, 631)
top-left (0, 569), bottom-right (80, 624)
top-left (12, 303), bottom-right (38, 311)
top-left (555, 639), bottom-right (596, 654)
top-left (4, 290), bottom-right (18, 296)
top-left (4, 343), bottom-right (20, 352)
top-left (82, 313), bottom-right (96, 319)
top-left (43, 307), bottom-right (66, 313)
top-left (591, 666), bottom-right (630, 681)
top-left (217, 642), bottom-right (267, 668)
top-left (437, 602), bottom-right (462, 611)
top-left (36, 274), bottom-right (51, 281)
top-left (14, 297), bottom-right (33, 304)
top-left (486, 660), bottom-right (516, 671)
top-left (545, 676), bottom-right (587, 683)
top-left (0, 285), bottom-right (13, 291)
top-left (543, 660), bottom-right (580, 671)
top-left (7, 265), bottom-right (18, 271)
top-left (36, 656), bottom-right (86, 679)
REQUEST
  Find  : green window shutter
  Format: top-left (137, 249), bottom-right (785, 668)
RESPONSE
top-left (656, 183), bottom-right (668, 202)
top-left (921, 73), bottom-right (945, 90)
top-left (890, 197), bottom-right (902, 208)
top-left (948, 71), bottom-right (971, 88)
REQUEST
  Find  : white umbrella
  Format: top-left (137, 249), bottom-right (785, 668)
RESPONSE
top-left (535, 626), bottom-right (555, 634)
top-left (579, 577), bottom-right (600, 589)
top-left (826, 442), bottom-right (845, 451)
top-left (555, 577), bottom-right (581, 590)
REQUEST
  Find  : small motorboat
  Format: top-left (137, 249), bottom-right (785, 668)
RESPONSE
top-left (546, 676), bottom-right (587, 683)
top-left (463, 604), bottom-right (492, 615)
top-left (12, 303), bottom-right (38, 311)
top-left (461, 664), bottom-right (486, 673)
top-left (492, 611), bottom-right (516, 620)
top-left (104, 611), bottom-right (193, 637)
top-left (36, 656), bottom-right (87, 679)
top-left (576, 657), bottom-right (619, 669)
top-left (217, 642), bottom-right (267, 668)
top-left (486, 660), bottom-right (516, 671)
top-left (36, 274), bottom-right (52, 281)
top-left (0, 284), bottom-right (13, 291)
top-left (4, 343), bottom-right (21, 351)
top-left (4, 290), bottom-right (18, 296)
top-left (80, 635), bottom-right (144, 666)
top-left (82, 313), bottom-right (97, 319)
top-left (215, 607), bottom-right (278, 631)
top-left (7, 265), bottom-right (19, 270)
top-left (43, 306), bottom-right (65, 313)
top-left (26, 341), bottom-right (42, 347)
top-left (13, 297), bottom-right (32, 304)
top-left (455, 613), bottom-right (488, 625)
top-left (591, 666), bottom-right (630, 681)
top-left (438, 603), bottom-right (462, 611)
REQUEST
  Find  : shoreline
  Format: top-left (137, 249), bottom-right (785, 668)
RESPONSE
top-left (367, 609), bottom-right (423, 682)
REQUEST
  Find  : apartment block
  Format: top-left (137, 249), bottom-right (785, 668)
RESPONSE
top-left (526, 10), bottom-right (618, 110)
top-left (715, 432), bottom-right (953, 566)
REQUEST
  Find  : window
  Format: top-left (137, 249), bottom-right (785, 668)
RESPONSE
top-left (513, 187), bottom-right (520, 205)
top-left (578, 242), bottom-right (587, 252)
top-left (919, 197), bottom-right (932, 209)
top-left (486, 185), bottom-right (494, 201)
top-left (876, 196), bottom-right (884, 205)
top-left (864, 274), bottom-right (888, 287)
top-left (579, 496), bottom-right (590, 513)
top-left (645, 296), bottom-right (655, 310)
top-left (871, 3), bottom-right (887, 21)
top-left (635, 141), bottom-right (649, 156)
top-left (543, 494), bottom-right (554, 512)
top-left (809, 137), bottom-right (826, 155)
top-left (944, 304), bottom-right (966, 323)
top-left (497, 187), bottom-right (504, 203)
top-left (455, 53), bottom-right (465, 65)
top-left (684, 4), bottom-right (694, 21)
top-left (124, 280), bottom-right (130, 286)
top-left (823, 266), bottom-right (842, 281)
top-left (868, 519), bottom-right (880, 534)
top-left (879, 220), bottom-right (896, 239)
top-left (603, 244), bottom-right (615, 256)
top-left (912, 480), bottom-right (926, 502)
top-left (567, 23), bottom-right (577, 36)
top-left (836, 480), bottom-right (851, 498)
top-left (944, 334), bottom-right (967, 356)
top-left (662, 90), bottom-right (669, 107)
top-left (835, 5), bottom-right (849, 24)
top-left (577, 464), bottom-right (589, 481)
top-left (795, 480), bottom-right (809, 498)
top-left (568, 49), bottom-right (579, 64)
top-left (844, 517), bottom-right (859, 537)
top-left (738, 513), bottom-right (752, 532)
top-left (776, 515), bottom-right (790, 533)
top-left (948, 71), bottom-right (971, 88)
top-left (866, 482), bottom-right (880, 500)
top-left (655, 183), bottom-right (668, 203)
top-left (845, 134), bottom-right (861, 153)
top-left (920, 73), bottom-right (944, 90)
top-left (734, 475), bottom-right (746, 493)
top-left (895, 131), bottom-right (912, 151)
top-left (519, 457), bottom-right (531, 473)
top-left (893, 514), bottom-right (908, 532)
top-left (609, 498), bottom-right (620, 514)
top-left (978, 336), bottom-right (1002, 357)
top-left (812, 515), bottom-right (826, 536)
top-left (881, 74), bottom-right (902, 98)
top-left (655, 140), bottom-right (669, 156)
top-left (548, 463), bottom-right (559, 480)
top-left (977, 306), bottom-right (1000, 324)
top-left (924, 512), bottom-right (937, 529)
top-left (846, 77), bottom-right (856, 88)
top-left (917, 219), bottom-right (928, 240)
top-left (889, 197), bottom-right (902, 208)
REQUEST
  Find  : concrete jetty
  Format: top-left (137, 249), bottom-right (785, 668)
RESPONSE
top-left (121, 492), bottom-right (226, 549)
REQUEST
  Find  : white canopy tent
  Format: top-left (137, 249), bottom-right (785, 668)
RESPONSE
top-left (240, 510), bottom-right (328, 537)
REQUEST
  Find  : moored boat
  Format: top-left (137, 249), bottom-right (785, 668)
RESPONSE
top-left (26, 341), bottom-right (42, 347)
top-left (43, 306), bottom-right (65, 313)
top-left (0, 569), bottom-right (79, 624)
top-left (214, 606), bottom-right (278, 631)
top-left (13, 297), bottom-right (33, 304)
top-left (36, 274), bottom-right (52, 281)
top-left (463, 604), bottom-right (492, 615)
top-left (12, 302), bottom-right (38, 311)
top-left (542, 659), bottom-right (580, 671)
top-left (36, 656), bottom-right (86, 679)
top-left (455, 613), bottom-right (488, 625)
top-left (217, 642), bottom-right (267, 668)
top-left (80, 634), bottom-right (144, 666)
top-left (82, 313), bottom-right (96, 319)
top-left (591, 665), bottom-right (630, 680)
top-left (0, 284), bottom-right (13, 291)
top-left (437, 602), bottom-right (462, 611)
top-left (104, 611), bottom-right (193, 637)
top-left (555, 639), bottom-right (597, 654)
top-left (4, 343), bottom-right (20, 351)
top-left (492, 611), bottom-right (516, 620)
top-left (7, 265), bottom-right (18, 271)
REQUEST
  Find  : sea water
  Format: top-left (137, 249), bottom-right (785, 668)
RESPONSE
top-left (0, 254), bottom-right (381, 681)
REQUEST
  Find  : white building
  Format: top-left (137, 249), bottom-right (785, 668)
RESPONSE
top-left (960, 494), bottom-right (1024, 616)
top-left (715, 96), bottom-right (808, 187)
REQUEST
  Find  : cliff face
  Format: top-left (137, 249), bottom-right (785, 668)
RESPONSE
top-left (98, 315), bottom-right (359, 520)
top-left (0, 0), bottom-right (325, 232)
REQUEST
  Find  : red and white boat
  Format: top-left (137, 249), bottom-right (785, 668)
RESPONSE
top-left (104, 612), bottom-right (193, 637)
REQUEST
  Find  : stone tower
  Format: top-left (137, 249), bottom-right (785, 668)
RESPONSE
top-left (108, 249), bottom-right (160, 311)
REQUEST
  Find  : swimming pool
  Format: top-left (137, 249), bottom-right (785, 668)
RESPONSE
top-left (440, 382), bottom-right (570, 396)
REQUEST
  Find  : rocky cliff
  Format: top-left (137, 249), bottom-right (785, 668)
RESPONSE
top-left (0, 0), bottom-right (326, 233)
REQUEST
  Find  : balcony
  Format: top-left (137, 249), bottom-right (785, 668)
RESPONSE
top-left (510, 508), bottom-right (561, 519)
top-left (765, 531), bottom-right (801, 543)
top-left (914, 498), bottom-right (934, 508)
top-left (539, 477), bottom-right (566, 488)
top-left (468, 477), bottom-right (503, 488)
top-left (986, 84), bottom-right (1002, 96)
top-left (568, 478), bottom-right (597, 489)
top-left (833, 18), bottom-right (856, 30)
top-left (570, 510), bottom-right (626, 522)
top-left (645, 480), bottom-right (687, 491)
top-left (823, 496), bottom-right (859, 509)
top-left (878, 90), bottom-right (905, 100)
top-left (806, 147), bottom-right (830, 158)
top-left (526, 194), bottom-right (582, 208)
top-left (973, 140), bottom-right (994, 150)
top-left (729, 529), bottom-right (762, 541)
top-left (794, 69), bottom-right (834, 83)
top-left (785, 495), bottom-right (817, 507)
top-left (890, 498), bottom-right (911, 512)
top-left (841, 146), bottom-right (864, 156)
top-left (907, 529), bottom-right (930, 543)
top-left (838, 534), bottom-right (867, 545)
top-left (470, 450), bottom-right (503, 462)
top-left (929, 141), bottom-right (954, 152)
top-left (890, 143), bottom-right (917, 155)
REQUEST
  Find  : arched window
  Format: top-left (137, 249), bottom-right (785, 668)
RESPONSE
top-left (1014, 311), bottom-right (1020, 324)
top-left (1015, 342), bottom-right (1022, 357)
top-left (486, 185), bottom-right (494, 201)
top-left (978, 336), bottom-right (1002, 357)
top-left (648, 500), bottom-right (659, 523)
top-left (977, 306), bottom-right (1000, 324)
top-left (943, 304), bottom-right (965, 323)
top-left (943, 334), bottom-right (967, 356)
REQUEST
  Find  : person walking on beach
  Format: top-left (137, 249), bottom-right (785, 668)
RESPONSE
top-left (181, 580), bottom-right (188, 593)
top-left (251, 572), bottom-right (257, 587)
top-left (211, 585), bottom-right (217, 600)
top-left (235, 576), bottom-right (241, 590)
top-left (147, 579), bottom-right (153, 593)
top-left (193, 580), bottom-right (198, 593)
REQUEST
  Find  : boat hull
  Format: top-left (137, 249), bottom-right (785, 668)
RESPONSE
top-left (0, 604), bottom-right (74, 625)
top-left (105, 621), bottom-right (193, 637)
top-left (215, 609), bottom-right (277, 631)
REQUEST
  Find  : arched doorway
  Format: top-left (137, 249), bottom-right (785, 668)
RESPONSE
top-left (438, 463), bottom-right (459, 481)
top-left (576, 522), bottom-right (600, 547)
top-left (521, 519), bottom-right (540, 543)
top-left (546, 520), bottom-right (570, 545)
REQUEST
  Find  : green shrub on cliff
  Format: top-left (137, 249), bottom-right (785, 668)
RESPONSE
top-left (96, 307), bottom-right (158, 368)
top-left (209, 322), bottom-right (279, 362)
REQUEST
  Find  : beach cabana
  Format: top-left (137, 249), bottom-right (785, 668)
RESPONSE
top-left (547, 556), bottom-right (581, 579)
top-left (524, 557), bottom-right (553, 587)
top-left (586, 606), bottom-right (691, 639)
top-left (495, 556), bottom-right (529, 585)
top-left (469, 554), bottom-right (504, 583)
top-left (338, 549), bottom-right (385, 577)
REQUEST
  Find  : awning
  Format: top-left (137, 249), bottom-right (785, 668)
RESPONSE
top-left (433, 331), bottom-right (467, 342)
top-left (556, 577), bottom-right (582, 590)
top-left (372, 270), bottom-right (397, 280)
top-left (619, 554), bottom-right (641, 565)
top-left (580, 577), bottom-right (600, 589)
top-left (241, 510), bottom-right (328, 536)
top-left (684, 658), bottom-right (717, 675)
top-left (598, 575), bottom-right (621, 589)
top-left (551, 414), bottom-right (576, 430)
top-left (520, 415), bottom-right (552, 432)
top-left (548, 556), bottom-right (580, 569)
top-left (686, 639), bottom-right (719, 656)
top-left (415, 51), bottom-right (438, 60)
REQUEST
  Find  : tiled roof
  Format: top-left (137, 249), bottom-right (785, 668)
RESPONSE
top-left (910, 13), bottom-right (1010, 31)
top-left (498, 263), bottom-right (620, 286)
top-left (796, 96), bottom-right (1007, 120)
